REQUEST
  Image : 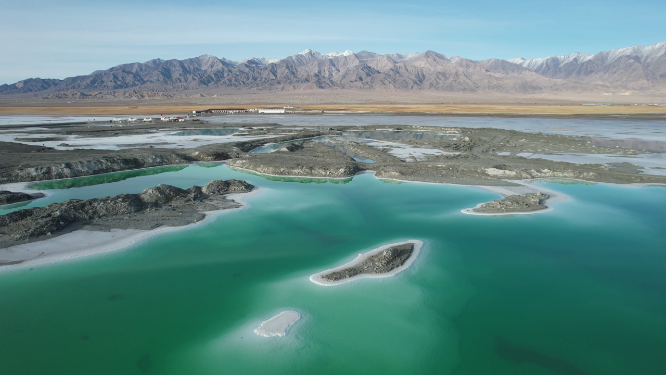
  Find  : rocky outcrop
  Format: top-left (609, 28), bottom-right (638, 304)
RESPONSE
top-left (228, 142), bottom-right (361, 178)
top-left (8, 154), bottom-right (191, 183)
top-left (234, 132), bottom-right (324, 152)
top-left (0, 191), bottom-right (37, 205)
top-left (278, 142), bottom-right (304, 152)
top-left (201, 179), bottom-right (254, 195)
top-left (0, 180), bottom-right (253, 246)
top-left (0, 141), bottom-right (242, 184)
top-left (321, 243), bottom-right (414, 281)
top-left (473, 192), bottom-right (550, 213)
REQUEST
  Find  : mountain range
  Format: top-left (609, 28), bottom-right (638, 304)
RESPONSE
top-left (2, 42), bottom-right (665, 97)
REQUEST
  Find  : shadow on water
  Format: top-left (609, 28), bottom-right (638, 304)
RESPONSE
top-left (192, 162), bottom-right (224, 168)
top-left (136, 354), bottom-right (152, 373)
top-left (28, 165), bottom-right (189, 190)
top-left (0, 201), bottom-right (32, 211)
top-left (495, 337), bottom-right (586, 375)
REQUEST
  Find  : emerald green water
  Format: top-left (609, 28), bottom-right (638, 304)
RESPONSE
top-left (1, 165), bottom-right (665, 375)
top-left (28, 165), bottom-right (190, 191)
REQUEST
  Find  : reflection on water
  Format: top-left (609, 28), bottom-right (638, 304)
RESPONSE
top-left (378, 179), bottom-right (405, 184)
top-left (28, 165), bottom-right (189, 190)
top-left (169, 129), bottom-right (240, 136)
top-left (0, 200), bottom-right (32, 211)
top-left (193, 162), bottom-right (224, 168)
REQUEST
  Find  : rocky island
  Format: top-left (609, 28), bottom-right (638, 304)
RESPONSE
top-left (0, 179), bottom-right (253, 265)
top-left (310, 240), bottom-right (423, 286)
top-left (470, 192), bottom-right (551, 214)
top-left (1, 119), bottom-right (665, 230)
top-left (0, 190), bottom-right (43, 205)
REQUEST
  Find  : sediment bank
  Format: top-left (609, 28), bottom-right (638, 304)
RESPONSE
top-left (254, 311), bottom-right (301, 337)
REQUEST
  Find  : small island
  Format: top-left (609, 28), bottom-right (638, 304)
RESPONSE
top-left (310, 240), bottom-right (423, 286)
top-left (0, 190), bottom-right (44, 205)
top-left (254, 311), bottom-right (301, 337)
top-left (466, 192), bottom-right (551, 215)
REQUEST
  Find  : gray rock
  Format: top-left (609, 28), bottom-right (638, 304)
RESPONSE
top-left (202, 179), bottom-right (253, 195)
top-left (473, 192), bottom-right (550, 213)
top-left (321, 243), bottom-right (414, 281)
top-left (0, 191), bottom-right (35, 205)
top-left (0, 180), bottom-right (254, 245)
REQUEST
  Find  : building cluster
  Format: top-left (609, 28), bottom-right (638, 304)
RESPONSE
top-left (192, 107), bottom-right (291, 115)
top-left (160, 114), bottom-right (187, 122)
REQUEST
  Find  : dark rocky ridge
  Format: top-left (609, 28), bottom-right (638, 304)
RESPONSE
top-left (224, 126), bottom-right (666, 186)
top-left (321, 243), bottom-right (415, 281)
top-left (0, 191), bottom-right (39, 205)
top-left (227, 142), bottom-right (362, 178)
top-left (2, 122), bottom-right (665, 193)
top-left (0, 180), bottom-right (253, 248)
top-left (4, 41), bottom-right (666, 96)
top-left (472, 192), bottom-right (550, 213)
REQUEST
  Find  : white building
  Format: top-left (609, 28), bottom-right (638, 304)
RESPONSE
top-left (258, 108), bottom-right (286, 114)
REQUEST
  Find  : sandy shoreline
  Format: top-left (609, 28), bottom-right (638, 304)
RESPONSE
top-left (310, 240), bottom-right (423, 286)
top-left (0, 188), bottom-right (261, 271)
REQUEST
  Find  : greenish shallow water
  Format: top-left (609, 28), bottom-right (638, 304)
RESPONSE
top-left (1, 165), bottom-right (665, 375)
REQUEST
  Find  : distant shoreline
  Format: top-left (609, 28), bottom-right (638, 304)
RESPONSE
top-left (1, 104), bottom-right (666, 117)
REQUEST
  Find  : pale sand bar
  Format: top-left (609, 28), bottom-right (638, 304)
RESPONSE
top-left (254, 311), bottom-right (301, 337)
top-left (310, 240), bottom-right (423, 286)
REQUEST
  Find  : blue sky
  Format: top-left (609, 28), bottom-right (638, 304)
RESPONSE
top-left (1, 0), bottom-right (664, 84)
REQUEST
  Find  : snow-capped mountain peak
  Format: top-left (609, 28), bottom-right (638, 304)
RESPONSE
top-left (324, 50), bottom-right (354, 58)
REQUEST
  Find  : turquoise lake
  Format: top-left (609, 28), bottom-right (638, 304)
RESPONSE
top-left (1, 164), bottom-right (665, 375)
